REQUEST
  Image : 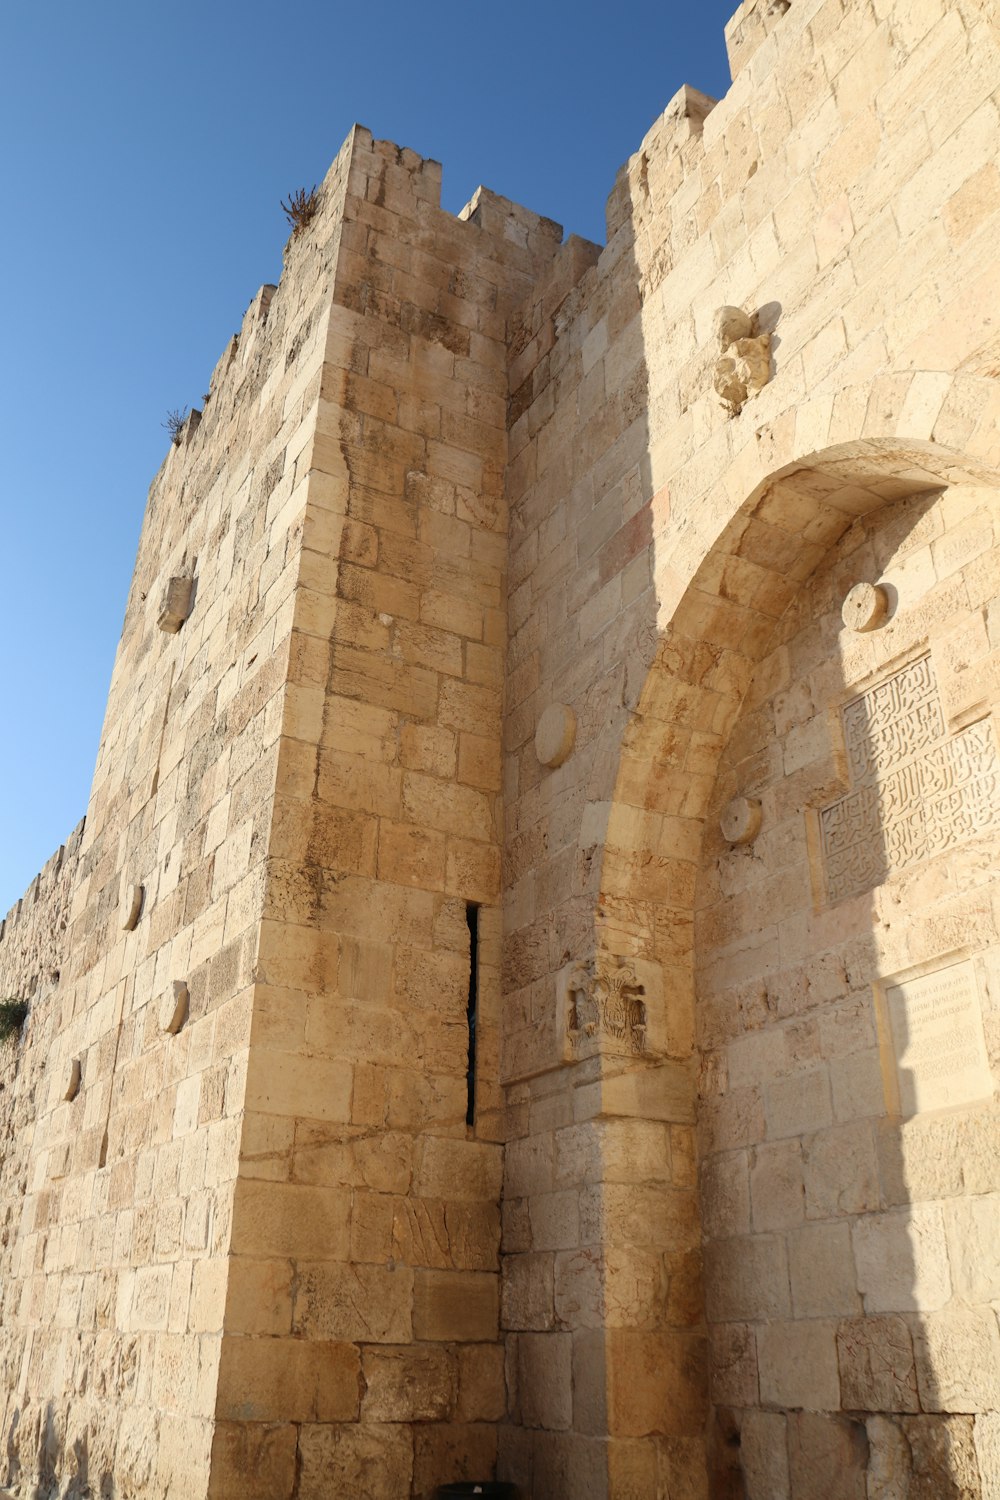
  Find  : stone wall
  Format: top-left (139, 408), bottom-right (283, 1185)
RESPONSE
top-left (0, 0), bottom-right (997, 1495)
top-left (0, 127), bottom-right (360, 1496)
top-left (698, 484), bottom-right (1000, 1495)
top-left (497, 0), bottom-right (1000, 1493)
top-left (210, 139), bottom-right (567, 1499)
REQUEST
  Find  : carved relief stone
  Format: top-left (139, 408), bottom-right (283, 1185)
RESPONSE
top-left (819, 656), bottom-right (1000, 901)
top-left (564, 957), bottom-right (648, 1059)
top-left (712, 306), bottom-right (772, 415)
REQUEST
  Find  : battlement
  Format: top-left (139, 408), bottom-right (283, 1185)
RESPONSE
top-left (724, 0), bottom-right (797, 78)
top-left (0, 818), bottom-right (85, 946)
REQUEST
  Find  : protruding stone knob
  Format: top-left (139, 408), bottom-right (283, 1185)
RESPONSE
top-left (158, 576), bottom-right (194, 633)
top-left (721, 796), bottom-right (762, 846)
top-left (121, 884), bottom-right (144, 932)
top-left (842, 582), bottom-right (888, 633)
top-left (535, 704), bottom-right (576, 769)
top-left (65, 1059), bottom-right (82, 1102)
top-left (714, 305), bottom-right (753, 349)
top-left (160, 981), bottom-right (189, 1035)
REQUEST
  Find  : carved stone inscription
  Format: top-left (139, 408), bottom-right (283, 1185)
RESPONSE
top-left (820, 656), bottom-right (1000, 901)
top-left (882, 959), bottom-right (994, 1115)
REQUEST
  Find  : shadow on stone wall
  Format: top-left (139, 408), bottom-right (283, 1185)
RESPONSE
top-left (609, 446), bottom-right (1000, 1494)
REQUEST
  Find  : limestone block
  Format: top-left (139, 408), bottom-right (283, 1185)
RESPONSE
top-left (803, 1120), bottom-right (879, 1219)
top-left (740, 1409), bottom-right (789, 1500)
top-left (501, 1251), bottom-right (555, 1331)
top-left (758, 1320), bottom-right (841, 1412)
top-left (702, 1150), bottom-right (751, 1237)
top-left (788, 1221), bottom-right (860, 1317)
top-left (710, 1322), bottom-right (759, 1407)
top-left (224, 1258), bottom-right (293, 1336)
top-left (157, 576), bottom-right (194, 633)
top-left (943, 1193), bottom-right (1000, 1302)
top-left (901, 1415), bottom-right (983, 1497)
top-left (603, 1328), bottom-right (708, 1437)
top-left (361, 1345), bottom-right (454, 1422)
top-left (392, 1196), bottom-right (499, 1273)
top-left (750, 1139), bottom-right (804, 1230)
top-left (841, 580), bottom-right (888, 632)
top-left (414, 1135), bottom-right (503, 1202)
top-left (534, 703), bottom-right (576, 768)
top-left (765, 1067), bottom-right (833, 1140)
top-left (455, 1343), bottom-right (506, 1422)
top-left (208, 1420), bottom-right (298, 1500)
top-left (836, 1315), bottom-right (919, 1413)
top-left (974, 1414), bottom-right (1000, 1496)
top-left (529, 1189), bottom-right (580, 1252)
top-left (787, 1413), bottom-right (869, 1500)
top-left (296, 1420), bottom-right (414, 1499)
top-left (865, 1415), bottom-right (912, 1500)
top-left (554, 1244), bottom-right (664, 1331)
top-left (412, 1423), bottom-right (498, 1500)
top-left (160, 980), bottom-right (189, 1035)
top-left (216, 1335), bottom-right (361, 1423)
top-left (853, 1208), bottom-right (952, 1313)
top-left (293, 1261), bottom-right (413, 1344)
top-left (912, 1308), bottom-right (1000, 1412)
top-left (704, 1234), bottom-right (791, 1321)
top-left (512, 1330), bottom-right (573, 1430)
top-left (413, 1269), bottom-right (499, 1341)
top-left (131, 1264), bottom-right (173, 1331)
top-left (229, 1180), bottom-right (351, 1260)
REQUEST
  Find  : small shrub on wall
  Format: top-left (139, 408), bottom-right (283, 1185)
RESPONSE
top-left (0, 1000), bottom-right (29, 1044)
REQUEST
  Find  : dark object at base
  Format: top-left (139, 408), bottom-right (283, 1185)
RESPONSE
top-left (434, 1486), bottom-right (520, 1499)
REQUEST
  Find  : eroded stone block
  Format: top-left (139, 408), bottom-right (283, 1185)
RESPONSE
top-left (157, 575), bottom-right (194, 633)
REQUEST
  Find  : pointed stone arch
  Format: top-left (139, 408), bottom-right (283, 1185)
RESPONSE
top-left (600, 371), bottom-right (1000, 964)
top-left (584, 372), bottom-right (1000, 1491)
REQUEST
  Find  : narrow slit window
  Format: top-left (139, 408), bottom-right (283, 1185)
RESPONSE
top-left (465, 903), bottom-right (479, 1127)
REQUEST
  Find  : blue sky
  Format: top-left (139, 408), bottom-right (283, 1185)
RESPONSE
top-left (0, 0), bottom-right (735, 916)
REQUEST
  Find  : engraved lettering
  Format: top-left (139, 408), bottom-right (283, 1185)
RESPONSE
top-left (883, 959), bottom-right (994, 1115)
top-left (820, 657), bottom-right (1000, 901)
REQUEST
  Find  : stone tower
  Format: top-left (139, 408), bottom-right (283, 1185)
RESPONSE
top-left (1, 0), bottom-right (999, 1495)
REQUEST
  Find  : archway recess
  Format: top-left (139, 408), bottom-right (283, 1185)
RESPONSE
top-left (590, 394), bottom-right (1000, 1496)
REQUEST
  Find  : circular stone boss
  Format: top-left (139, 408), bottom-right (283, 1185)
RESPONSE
top-left (842, 581), bottom-right (888, 632)
top-left (720, 796), bottom-right (762, 845)
top-left (535, 703), bottom-right (576, 768)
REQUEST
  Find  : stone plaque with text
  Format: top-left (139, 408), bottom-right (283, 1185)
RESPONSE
top-left (819, 656), bottom-right (1000, 901)
top-left (881, 959), bottom-right (994, 1115)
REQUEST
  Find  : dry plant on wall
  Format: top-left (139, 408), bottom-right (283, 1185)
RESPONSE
top-left (281, 185), bottom-right (319, 238)
top-left (162, 407), bottom-right (189, 445)
top-left (0, 1000), bottom-right (29, 1045)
